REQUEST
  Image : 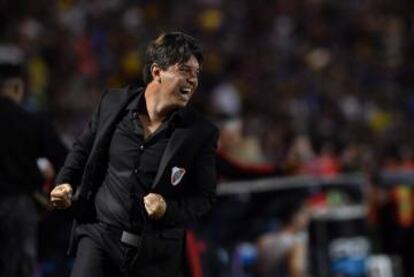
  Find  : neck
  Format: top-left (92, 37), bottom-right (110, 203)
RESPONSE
top-left (143, 83), bottom-right (173, 124)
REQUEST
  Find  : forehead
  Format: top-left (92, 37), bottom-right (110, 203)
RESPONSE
top-left (177, 55), bottom-right (200, 69)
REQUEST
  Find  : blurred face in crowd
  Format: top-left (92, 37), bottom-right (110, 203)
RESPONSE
top-left (0, 77), bottom-right (24, 103)
top-left (153, 54), bottom-right (200, 109)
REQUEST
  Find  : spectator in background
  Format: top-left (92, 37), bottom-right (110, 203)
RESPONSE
top-left (256, 198), bottom-right (309, 277)
top-left (0, 45), bottom-right (67, 277)
top-left (216, 118), bottom-right (299, 180)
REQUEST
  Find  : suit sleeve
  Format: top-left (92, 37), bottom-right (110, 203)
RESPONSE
top-left (54, 92), bottom-right (106, 188)
top-left (161, 127), bottom-right (219, 227)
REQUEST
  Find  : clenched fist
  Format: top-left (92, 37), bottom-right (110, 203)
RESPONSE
top-left (143, 193), bottom-right (167, 220)
top-left (50, 183), bottom-right (73, 209)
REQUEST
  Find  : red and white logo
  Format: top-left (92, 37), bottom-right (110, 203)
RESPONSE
top-left (171, 167), bottom-right (186, 186)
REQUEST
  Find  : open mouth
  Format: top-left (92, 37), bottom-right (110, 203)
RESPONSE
top-left (179, 87), bottom-right (192, 95)
top-left (178, 87), bottom-right (193, 101)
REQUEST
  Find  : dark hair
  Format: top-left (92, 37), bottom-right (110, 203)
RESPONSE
top-left (142, 32), bottom-right (203, 84)
top-left (0, 64), bottom-right (23, 90)
top-left (0, 45), bottom-right (24, 89)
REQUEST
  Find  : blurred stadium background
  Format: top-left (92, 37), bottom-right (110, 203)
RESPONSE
top-left (2, 0), bottom-right (414, 276)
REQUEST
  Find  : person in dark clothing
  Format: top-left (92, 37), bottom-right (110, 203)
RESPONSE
top-left (0, 45), bottom-right (68, 277)
top-left (50, 32), bottom-right (219, 277)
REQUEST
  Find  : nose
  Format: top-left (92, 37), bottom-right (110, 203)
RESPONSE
top-left (187, 72), bottom-right (198, 88)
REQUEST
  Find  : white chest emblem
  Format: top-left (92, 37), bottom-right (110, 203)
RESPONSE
top-left (171, 167), bottom-right (186, 186)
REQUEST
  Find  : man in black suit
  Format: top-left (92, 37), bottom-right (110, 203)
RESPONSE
top-left (50, 32), bottom-right (218, 277)
top-left (0, 45), bottom-right (68, 276)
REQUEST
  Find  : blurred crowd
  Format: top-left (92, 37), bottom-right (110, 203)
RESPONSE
top-left (2, 0), bottom-right (414, 176)
top-left (2, 0), bottom-right (414, 276)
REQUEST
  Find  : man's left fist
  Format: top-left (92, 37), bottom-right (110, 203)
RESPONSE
top-left (143, 193), bottom-right (167, 220)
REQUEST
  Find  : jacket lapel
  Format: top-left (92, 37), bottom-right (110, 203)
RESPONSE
top-left (99, 88), bottom-right (140, 140)
top-left (152, 126), bottom-right (191, 189)
top-left (92, 87), bottom-right (140, 149)
top-left (86, 87), bottom-right (140, 181)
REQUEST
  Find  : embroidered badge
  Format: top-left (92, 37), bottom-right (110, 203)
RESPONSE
top-left (171, 167), bottom-right (186, 186)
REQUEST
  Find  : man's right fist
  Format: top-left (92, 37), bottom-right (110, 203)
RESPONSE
top-left (50, 183), bottom-right (73, 209)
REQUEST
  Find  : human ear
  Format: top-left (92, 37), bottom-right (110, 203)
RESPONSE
top-left (151, 63), bottom-right (162, 83)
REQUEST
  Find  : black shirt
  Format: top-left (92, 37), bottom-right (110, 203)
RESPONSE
top-left (94, 93), bottom-right (180, 232)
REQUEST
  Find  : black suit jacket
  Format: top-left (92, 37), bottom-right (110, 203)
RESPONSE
top-left (0, 97), bottom-right (67, 195)
top-left (55, 86), bottom-right (218, 275)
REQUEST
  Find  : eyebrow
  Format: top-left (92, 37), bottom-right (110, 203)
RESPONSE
top-left (179, 64), bottom-right (200, 72)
